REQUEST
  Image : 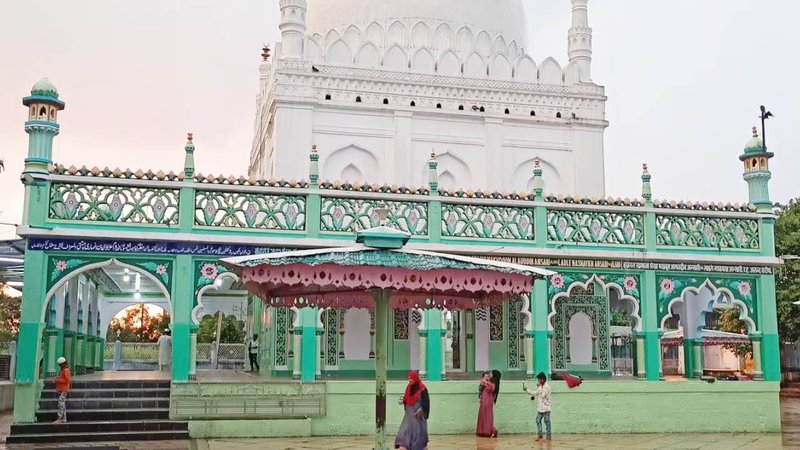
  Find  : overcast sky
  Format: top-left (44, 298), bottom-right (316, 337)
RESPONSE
top-left (0, 0), bottom-right (797, 240)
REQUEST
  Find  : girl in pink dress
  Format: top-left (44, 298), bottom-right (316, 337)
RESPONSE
top-left (476, 370), bottom-right (501, 437)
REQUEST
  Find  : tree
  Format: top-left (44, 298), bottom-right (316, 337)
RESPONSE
top-left (0, 286), bottom-right (20, 342)
top-left (197, 314), bottom-right (245, 344)
top-left (107, 304), bottom-right (170, 342)
top-left (776, 199), bottom-right (800, 343)
top-left (713, 307), bottom-right (751, 358)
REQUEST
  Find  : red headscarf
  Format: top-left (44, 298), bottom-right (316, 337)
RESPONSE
top-left (403, 371), bottom-right (426, 406)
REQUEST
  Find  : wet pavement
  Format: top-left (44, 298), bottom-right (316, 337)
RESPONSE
top-left (1, 398), bottom-right (797, 449)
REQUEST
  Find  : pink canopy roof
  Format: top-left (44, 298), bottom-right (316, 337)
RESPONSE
top-left (222, 246), bottom-right (553, 310)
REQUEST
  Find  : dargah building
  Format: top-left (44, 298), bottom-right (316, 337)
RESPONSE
top-left (5, 0), bottom-right (782, 444)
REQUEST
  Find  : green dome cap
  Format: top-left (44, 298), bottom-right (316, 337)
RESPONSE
top-left (31, 78), bottom-right (59, 98)
top-left (743, 126), bottom-right (764, 154)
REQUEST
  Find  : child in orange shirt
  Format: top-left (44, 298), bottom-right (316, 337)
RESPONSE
top-left (53, 357), bottom-right (71, 424)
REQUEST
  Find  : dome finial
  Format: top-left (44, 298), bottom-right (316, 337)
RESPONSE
top-left (187, 132), bottom-right (194, 143)
top-left (261, 44), bottom-right (271, 61)
top-left (752, 126), bottom-right (758, 138)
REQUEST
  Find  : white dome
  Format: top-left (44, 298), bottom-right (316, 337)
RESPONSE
top-left (305, 0), bottom-right (528, 49)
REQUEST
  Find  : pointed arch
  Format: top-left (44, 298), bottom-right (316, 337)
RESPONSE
top-left (423, 151), bottom-right (471, 190)
top-left (343, 25), bottom-right (362, 51)
top-left (513, 157), bottom-right (561, 194)
top-left (463, 52), bottom-right (486, 77)
top-left (565, 61), bottom-right (581, 84)
top-left (489, 53), bottom-right (512, 79)
top-left (325, 29), bottom-right (341, 50)
top-left (365, 21), bottom-right (384, 48)
top-left (507, 40), bottom-right (520, 60)
top-left (356, 43), bottom-right (381, 68)
top-left (493, 35), bottom-right (507, 54)
top-left (411, 47), bottom-right (435, 73)
top-left (433, 22), bottom-right (453, 50)
top-left (341, 164), bottom-right (363, 183)
top-left (305, 36), bottom-right (323, 63)
top-left (192, 271), bottom-right (240, 325)
top-left (383, 44), bottom-right (408, 70)
top-left (410, 21), bottom-right (432, 48)
top-left (538, 57), bottom-right (563, 84)
top-left (326, 39), bottom-right (353, 65)
top-left (323, 143), bottom-right (381, 184)
top-left (547, 274), bottom-right (642, 333)
top-left (438, 50), bottom-right (461, 76)
top-left (387, 21), bottom-right (406, 47)
top-left (475, 30), bottom-right (493, 57)
top-left (515, 55), bottom-right (537, 81)
top-left (456, 26), bottom-right (473, 54)
top-left (659, 280), bottom-right (757, 335)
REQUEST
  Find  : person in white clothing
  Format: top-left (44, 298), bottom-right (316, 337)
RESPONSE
top-left (248, 334), bottom-right (260, 372)
top-left (157, 328), bottom-right (172, 372)
top-left (524, 372), bottom-right (552, 441)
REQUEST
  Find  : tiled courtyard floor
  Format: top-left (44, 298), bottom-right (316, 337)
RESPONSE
top-left (1, 398), bottom-right (797, 449)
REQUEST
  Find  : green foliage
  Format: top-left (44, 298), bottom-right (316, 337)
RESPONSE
top-left (610, 309), bottom-right (632, 327)
top-left (713, 307), bottom-right (752, 358)
top-left (776, 199), bottom-right (800, 343)
top-left (197, 314), bottom-right (245, 344)
top-left (0, 286), bottom-right (21, 342)
top-left (107, 304), bottom-right (170, 342)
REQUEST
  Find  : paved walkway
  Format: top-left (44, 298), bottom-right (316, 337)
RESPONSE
top-left (1, 399), bottom-right (797, 449)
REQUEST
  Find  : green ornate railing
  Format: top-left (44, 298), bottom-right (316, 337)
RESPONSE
top-left (44, 175), bottom-right (763, 252)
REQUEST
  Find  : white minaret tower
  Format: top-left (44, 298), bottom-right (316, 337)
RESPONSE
top-left (568, 0), bottom-right (593, 81)
top-left (279, 0), bottom-right (307, 59)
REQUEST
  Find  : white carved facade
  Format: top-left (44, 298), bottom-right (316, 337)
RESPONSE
top-left (250, 0), bottom-right (608, 196)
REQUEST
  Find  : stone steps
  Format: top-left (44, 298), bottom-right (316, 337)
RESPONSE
top-left (6, 377), bottom-right (189, 444)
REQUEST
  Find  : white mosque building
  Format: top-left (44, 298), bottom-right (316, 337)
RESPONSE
top-left (249, 0), bottom-right (607, 197)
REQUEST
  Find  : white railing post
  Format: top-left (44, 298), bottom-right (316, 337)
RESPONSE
top-left (9, 341), bottom-right (17, 381)
top-left (211, 342), bottom-right (219, 369)
top-left (113, 340), bottom-right (122, 370)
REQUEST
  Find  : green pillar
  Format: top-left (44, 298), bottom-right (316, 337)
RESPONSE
top-left (465, 310), bottom-right (476, 373)
top-left (428, 154), bottom-right (442, 244)
top-left (635, 335), bottom-right (646, 379)
top-left (641, 270), bottom-right (661, 381)
top-left (189, 326), bottom-right (198, 380)
top-left (171, 254), bottom-right (193, 382)
top-left (300, 308), bottom-right (318, 382)
top-left (373, 290), bottom-right (390, 450)
top-left (758, 274), bottom-right (780, 381)
top-left (95, 338), bottom-right (104, 371)
top-left (425, 309), bottom-right (443, 381)
top-left (13, 250), bottom-right (48, 423)
top-left (683, 338), bottom-right (694, 378)
top-left (532, 279), bottom-right (551, 376)
top-left (692, 338), bottom-right (704, 378)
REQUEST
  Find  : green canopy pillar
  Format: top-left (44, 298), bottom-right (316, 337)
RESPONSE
top-left (532, 279), bottom-right (551, 376)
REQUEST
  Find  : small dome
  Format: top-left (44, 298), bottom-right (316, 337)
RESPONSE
top-left (31, 78), bottom-right (59, 98)
top-left (743, 127), bottom-right (764, 154)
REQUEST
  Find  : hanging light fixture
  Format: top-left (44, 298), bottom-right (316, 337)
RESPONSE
top-left (134, 291), bottom-right (141, 300)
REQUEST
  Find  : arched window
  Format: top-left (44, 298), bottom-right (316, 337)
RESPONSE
top-left (530, 111), bottom-right (536, 116)
top-left (436, 103), bottom-right (442, 109)
top-left (383, 98), bottom-right (389, 105)
top-left (325, 94), bottom-right (331, 100)
top-left (504, 108), bottom-right (510, 114)
top-left (556, 112), bottom-right (562, 118)
top-left (458, 105), bottom-right (464, 111)
top-left (355, 96), bottom-right (362, 102)
top-left (410, 101), bottom-right (416, 107)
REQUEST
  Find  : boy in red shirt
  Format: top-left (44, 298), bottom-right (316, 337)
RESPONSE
top-left (53, 357), bottom-right (71, 424)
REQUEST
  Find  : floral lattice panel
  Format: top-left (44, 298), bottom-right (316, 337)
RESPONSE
top-left (655, 215), bottom-right (759, 249)
top-left (320, 198), bottom-right (428, 235)
top-left (194, 260), bottom-right (230, 301)
top-left (195, 190), bottom-right (306, 230)
top-left (547, 209), bottom-right (644, 245)
top-left (49, 183), bottom-right (179, 225)
top-left (656, 275), bottom-right (758, 325)
top-left (548, 272), bottom-right (640, 299)
top-left (551, 295), bottom-right (610, 372)
top-left (274, 307), bottom-right (289, 367)
top-left (442, 204), bottom-right (534, 240)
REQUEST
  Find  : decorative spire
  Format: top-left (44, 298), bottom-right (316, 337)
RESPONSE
top-left (641, 163), bottom-right (652, 205)
top-left (183, 132), bottom-right (195, 179)
top-left (261, 44), bottom-right (271, 61)
top-left (532, 158), bottom-right (544, 201)
top-left (752, 126), bottom-right (758, 138)
top-left (568, 0), bottom-right (593, 81)
top-left (309, 144), bottom-right (319, 187)
top-left (428, 152), bottom-right (438, 194)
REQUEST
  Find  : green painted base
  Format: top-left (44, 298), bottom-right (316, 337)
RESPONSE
top-left (181, 380), bottom-right (780, 437)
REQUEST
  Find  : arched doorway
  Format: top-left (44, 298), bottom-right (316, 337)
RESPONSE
top-left (41, 259), bottom-right (171, 377)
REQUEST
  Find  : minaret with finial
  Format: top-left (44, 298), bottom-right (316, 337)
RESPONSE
top-left (428, 152), bottom-right (438, 194)
top-left (568, 0), bottom-right (593, 81)
top-left (740, 126), bottom-right (774, 213)
top-left (279, 0), bottom-right (307, 59)
top-left (641, 163), bottom-right (652, 206)
top-left (22, 78), bottom-right (65, 175)
top-left (532, 159), bottom-right (544, 201)
top-left (184, 133), bottom-right (195, 180)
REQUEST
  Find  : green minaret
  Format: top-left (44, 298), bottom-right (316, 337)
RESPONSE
top-left (739, 126), bottom-right (774, 213)
top-left (22, 78), bottom-right (65, 175)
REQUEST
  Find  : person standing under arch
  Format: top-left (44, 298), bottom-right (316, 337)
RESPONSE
top-left (158, 329), bottom-right (172, 372)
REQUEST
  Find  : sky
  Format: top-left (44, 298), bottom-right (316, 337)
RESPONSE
top-left (0, 0), bottom-right (798, 241)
